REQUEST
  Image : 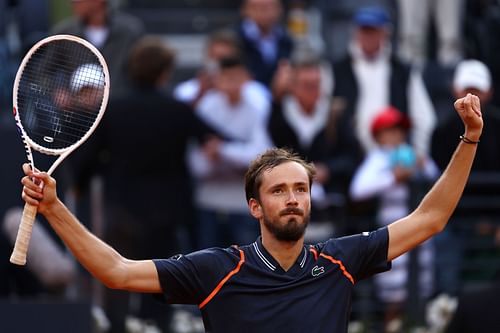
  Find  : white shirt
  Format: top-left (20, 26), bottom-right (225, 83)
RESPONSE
top-left (84, 26), bottom-right (109, 49)
top-left (174, 78), bottom-right (271, 104)
top-left (281, 95), bottom-right (331, 148)
top-left (349, 146), bottom-right (439, 224)
top-left (349, 42), bottom-right (437, 156)
top-left (188, 82), bottom-right (272, 211)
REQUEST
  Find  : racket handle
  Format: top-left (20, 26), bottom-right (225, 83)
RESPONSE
top-left (10, 202), bottom-right (38, 265)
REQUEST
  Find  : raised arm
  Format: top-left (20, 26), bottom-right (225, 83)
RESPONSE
top-left (387, 93), bottom-right (483, 260)
top-left (21, 164), bottom-right (161, 293)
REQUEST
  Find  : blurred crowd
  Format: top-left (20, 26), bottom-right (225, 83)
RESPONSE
top-left (1, 0), bottom-right (500, 332)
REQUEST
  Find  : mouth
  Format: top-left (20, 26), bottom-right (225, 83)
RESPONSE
top-left (279, 208), bottom-right (304, 217)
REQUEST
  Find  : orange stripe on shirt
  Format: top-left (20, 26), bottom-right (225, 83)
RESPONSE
top-left (309, 247), bottom-right (318, 261)
top-left (319, 253), bottom-right (355, 284)
top-left (199, 249), bottom-right (245, 309)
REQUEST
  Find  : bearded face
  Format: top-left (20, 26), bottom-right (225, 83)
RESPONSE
top-left (249, 161), bottom-right (312, 243)
top-left (262, 206), bottom-right (310, 242)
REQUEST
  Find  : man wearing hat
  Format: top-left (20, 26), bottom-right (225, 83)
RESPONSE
top-left (432, 59), bottom-right (500, 172)
top-left (330, 5), bottom-right (437, 199)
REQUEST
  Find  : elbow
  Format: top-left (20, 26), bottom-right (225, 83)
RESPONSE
top-left (424, 213), bottom-right (449, 235)
top-left (430, 220), bottom-right (447, 235)
top-left (413, 209), bottom-right (449, 236)
top-left (102, 277), bottom-right (123, 290)
top-left (99, 259), bottom-right (130, 290)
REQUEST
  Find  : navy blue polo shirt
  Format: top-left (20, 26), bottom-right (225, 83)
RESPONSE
top-left (154, 227), bottom-right (391, 333)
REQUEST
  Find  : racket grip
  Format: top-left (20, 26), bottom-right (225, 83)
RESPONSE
top-left (10, 202), bottom-right (38, 265)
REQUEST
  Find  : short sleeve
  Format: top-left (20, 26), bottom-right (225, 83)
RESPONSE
top-left (331, 227), bottom-right (391, 282)
top-left (153, 247), bottom-right (239, 305)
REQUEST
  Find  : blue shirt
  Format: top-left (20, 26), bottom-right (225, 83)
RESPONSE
top-left (154, 227), bottom-right (391, 333)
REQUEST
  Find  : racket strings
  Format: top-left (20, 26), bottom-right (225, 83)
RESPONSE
top-left (17, 39), bottom-right (107, 150)
top-left (21, 71), bottom-right (103, 119)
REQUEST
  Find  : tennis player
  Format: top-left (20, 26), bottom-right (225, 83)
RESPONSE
top-left (20, 94), bottom-right (482, 332)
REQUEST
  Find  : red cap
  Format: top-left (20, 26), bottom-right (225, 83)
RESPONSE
top-left (371, 106), bottom-right (410, 136)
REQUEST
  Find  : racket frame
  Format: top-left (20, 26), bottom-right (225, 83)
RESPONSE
top-left (10, 34), bottom-right (110, 265)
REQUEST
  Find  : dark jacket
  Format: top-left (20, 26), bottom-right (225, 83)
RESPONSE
top-left (236, 22), bottom-right (293, 87)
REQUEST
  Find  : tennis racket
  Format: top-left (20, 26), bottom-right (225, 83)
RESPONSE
top-left (10, 34), bottom-right (110, 265)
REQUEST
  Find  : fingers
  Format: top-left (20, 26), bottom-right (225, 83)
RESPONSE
top-left (471, 94), bottom-right (482, 117)
top-left (457, 94), bottom-right (482, 118)
top-left (22, 163), bottom-right (50, 183)
top-left (22, 163), bottom-right (32, 176)
top-left (22, 184), bottom-right (43, 206)
top-left (454, 98), bottom-right (464, 112)
top-left (21, 170), bottom-right (43, 206)
top-left (464, 93), bottom-right (473, 112)
top-left (464, 94), bottom-right (482, 117)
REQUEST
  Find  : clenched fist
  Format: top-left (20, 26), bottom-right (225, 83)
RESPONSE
top-left (453, 93), bottom-right (483, 141)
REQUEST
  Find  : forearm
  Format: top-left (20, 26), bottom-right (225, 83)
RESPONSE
top-left (416, 129), bottom-right (479, 225)
top-left (42, 200), bottom-right (128, 289)
top-left (388, 137), bottom-right (478, 260)
top-left (380, 93), bottom-right (481, 260)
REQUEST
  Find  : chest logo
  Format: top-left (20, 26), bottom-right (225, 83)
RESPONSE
top-left (312, 265), bottom-right (325, 277)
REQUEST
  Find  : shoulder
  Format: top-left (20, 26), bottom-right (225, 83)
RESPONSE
top-left (109, 89), bottom-right (190, 111)
top-left (243, 80), bottom-right (271, 101)
top-left (197, 90), bottom-right (224, 112)
top-left (332, 55), bottom-right (352, 68)
top-left (174, 78), bottom-right (200, 102)
top-left (155, 246), bottom-right (242, 274)
top-left (315, 228), bottom-right (389, 256)
top-left (241, 81), bottom-right (271, 116)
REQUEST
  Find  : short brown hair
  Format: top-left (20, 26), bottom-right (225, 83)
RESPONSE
top-left (128, 36), bottom-right (175, 87)
top-left (244, 148), bottom-right (316, 203)
top-left (206, 29), bottom-right (241, 54)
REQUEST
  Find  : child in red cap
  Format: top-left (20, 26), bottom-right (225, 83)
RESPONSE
top-left (350, 106), bottom-right (439, 331)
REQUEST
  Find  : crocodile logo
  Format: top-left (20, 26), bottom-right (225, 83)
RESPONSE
top-left (312, 265), bottom-right (325, 277)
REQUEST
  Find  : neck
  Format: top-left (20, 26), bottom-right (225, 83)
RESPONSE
top-left (261, 233), bottom-right (304, 271)
top-left (257, 24), bottom-right (274, 37)
top-left (299, 102), bottom-right (315, 116)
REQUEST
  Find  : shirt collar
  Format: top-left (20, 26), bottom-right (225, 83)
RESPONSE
top-left (241, 19), bottom-right (282, 42)
top-left (349, 40), bottom-right (392, 63)
top-left (253, 237), bottom-right (308, 272)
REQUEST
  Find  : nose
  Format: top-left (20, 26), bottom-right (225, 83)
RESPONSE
top-left (286, 190), bottom-right (298, 206)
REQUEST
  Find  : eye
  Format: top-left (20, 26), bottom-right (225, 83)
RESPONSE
top-left (297, 187), bottom-right (307, 193)
top-left (272, 188), bottom-right (283, 194)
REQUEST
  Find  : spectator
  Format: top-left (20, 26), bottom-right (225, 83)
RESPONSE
top-left (236, 0), bottom-right (294, 87)
top-left (332, 5), bottom-right (436, 182)
top-left (397, 0), bottom-right (464, 67)
top-left (52, 0), bottom-right (144, 97)
top-left (70, 36), bottom-right (221, 333)
top-left (431, 59), bottom-right (500, 296)
top-left (432, 59), bottom-right (500, 172)
top-left (174, 29), bottom-right (269, 107)
top-left (350, 106), bottom-right (439, 331)
top-left (267, 55), bottom-right (335, 208)
top-left (312, 0), bottom-right (395, 62)
top-left (188, 55), bottom-right (272, 249)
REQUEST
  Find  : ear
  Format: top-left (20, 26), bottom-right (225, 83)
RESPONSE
top-left (248, 198), bottom-right (263, 219)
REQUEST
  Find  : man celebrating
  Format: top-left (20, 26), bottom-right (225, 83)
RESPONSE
top-left (19, 94), bottom-right (482, 332)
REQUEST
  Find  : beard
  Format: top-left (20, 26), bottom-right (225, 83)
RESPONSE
top-left (263, 207), bottom-right (310, 242)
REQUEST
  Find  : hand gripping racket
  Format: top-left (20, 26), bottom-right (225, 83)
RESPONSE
top-left (10, 34), bottom-right (110, 265)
